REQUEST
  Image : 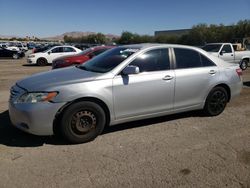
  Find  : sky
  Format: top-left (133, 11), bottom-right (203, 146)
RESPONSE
top-left (0, 0), bottom-right (250, 38)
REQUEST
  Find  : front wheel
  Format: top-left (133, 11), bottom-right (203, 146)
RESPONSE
top-left (203, 87), bottom-right (228, 116)
top-left (240, 59), bottom-right (248, 70)
top-left (60, 101), bottom-right (106, 144)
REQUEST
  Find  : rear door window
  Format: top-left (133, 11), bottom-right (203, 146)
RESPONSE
top-left (63, 47), bottom-right (76, 52)
top-left (174, 48), bottom-right (216, 68)
top-left (51, 47), bottom-right (64, 53)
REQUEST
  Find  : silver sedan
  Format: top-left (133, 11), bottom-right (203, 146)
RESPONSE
top-left (9, 44), bottom-right (243, 143)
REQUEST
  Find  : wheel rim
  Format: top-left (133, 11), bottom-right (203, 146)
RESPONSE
top-left (208, 90), bottom-right (227, 114)
top-left (38, 59), bottom-right (46, 65)
top-left (13, 54), bottom-right (18, 59)
top-left (241, 61), bottom-right (247, 70)
top-left (70, 110), bottom-right (97, 135)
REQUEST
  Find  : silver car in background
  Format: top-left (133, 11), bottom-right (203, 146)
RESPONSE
top-left (9, 44), bottom-right (243, 143)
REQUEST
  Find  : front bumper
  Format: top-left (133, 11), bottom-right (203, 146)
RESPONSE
top-left (27, 58), bottom-right (36, 64)
top-left (9, 85), bottom-right (66, 135)
top-left (9, 101), bottom-right (65, 136)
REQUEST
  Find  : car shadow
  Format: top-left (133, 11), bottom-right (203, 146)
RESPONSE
top-left (22, 64), bottom-right (51, 67)
top-left (103, 110), bottom-right (205, 134)
top-left (0, 110), bottom-right (67, 147)
top-left (0, 109), bottom-right (205, 147)
top-left (243, 81), bottom-right (250, 87)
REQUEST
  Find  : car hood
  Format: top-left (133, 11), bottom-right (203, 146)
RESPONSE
top-left (17, 66), bottom-right (102, 91)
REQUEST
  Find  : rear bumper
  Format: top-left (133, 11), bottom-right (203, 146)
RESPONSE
top-left (229, 80), bottom-right (243, 100)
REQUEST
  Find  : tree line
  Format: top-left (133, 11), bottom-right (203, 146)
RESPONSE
top-left (64, 19), bottom-right (250, 46)
top-left (64, 33), bottom-right (107, 44)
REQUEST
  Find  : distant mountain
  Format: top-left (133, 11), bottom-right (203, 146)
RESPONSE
top-left (0, 34), bottom-right (19, 39)
top-left (42, 31), bottom-right (120, 41)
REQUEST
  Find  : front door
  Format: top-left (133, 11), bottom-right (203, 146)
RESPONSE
top-left (113, 48), bottom-right (175, 120)
top-left (218, 44), bottom-right (235, 63)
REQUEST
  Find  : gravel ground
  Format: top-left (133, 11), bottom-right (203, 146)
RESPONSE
top-left (0, 57), bottom-right (250, 188)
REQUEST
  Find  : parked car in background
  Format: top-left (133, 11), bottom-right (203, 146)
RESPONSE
top-left (202, 43), bottom-right (250, 70)
top-left (16, 42), bottom-right (28, 52)
top-left (0, 47), bottom-right (25, 59)
top-left (27, 46), bottom-right (82, 66)
top-left (9, 44), bottom-right (242, 143)
top-left (52, 46), bottom-right (114, 69)
top-left (73, 44), bottom-right (92, 50)
top-left (32, 44), bottom-right (62, 53)
top-left (27, 43), bottom-right (36, 49)
top-left (0, 43), bottom-right (21, 52)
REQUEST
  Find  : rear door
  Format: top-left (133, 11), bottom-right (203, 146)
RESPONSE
top-left (63, 47), bottom-right (77, 56)
top-left (47, 47), bottom-right (64, 63)
top-left (173, 48), bottom-right (219, 110)
top-left (113, 48), bottom-right (175, 120)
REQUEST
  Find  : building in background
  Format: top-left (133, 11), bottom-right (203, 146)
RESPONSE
top-left (155, 29), bottom-right (191, 37)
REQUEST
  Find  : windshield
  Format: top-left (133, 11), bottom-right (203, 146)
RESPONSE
top-left (202, 44), bottom-right (222, 52)
top-left (79, 47), bottom-right (140, 73)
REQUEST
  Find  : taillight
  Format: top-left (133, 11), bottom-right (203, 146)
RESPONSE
top-left (236, 68), bottom-right (242, 76)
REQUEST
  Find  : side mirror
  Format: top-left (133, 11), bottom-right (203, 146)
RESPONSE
top-left (122, 65), bottom-right (140, 75)
top-left (48, 51), bottom-right (51, 55)
top-left (219, 51), bottom-right (226, 56)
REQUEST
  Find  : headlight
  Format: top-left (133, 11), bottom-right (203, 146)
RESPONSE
top-left (28, 54), bottom-right (35, 58)
top-left (15, 92), bottom-right (58, 104)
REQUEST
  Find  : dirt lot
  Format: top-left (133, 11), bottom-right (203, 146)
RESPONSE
top-left (0, 57), bottom-right (250, 188)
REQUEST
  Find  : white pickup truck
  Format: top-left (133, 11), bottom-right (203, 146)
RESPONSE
top-left (202, 43), bottom-right (250, 70)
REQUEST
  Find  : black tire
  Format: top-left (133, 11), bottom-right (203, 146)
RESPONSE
top-left (37, 58), bottom-right (48, 66)
top-left (12, 53), bottom-right (19, 59)
top-left (240, 59), bottom-right (248, 70)
top-left (60, 101), bottom-right (106, 144)
top-left (204, 87), bottom-right (228, 116)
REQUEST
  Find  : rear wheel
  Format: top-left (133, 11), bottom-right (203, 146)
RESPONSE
top-left (12, 53), bottom-right (19, 59)
top-left (240, 59), bottom-right (248, 70)
top-left (60, 101), bottom-right (106, 144)
top-left (37, 58), bottom-right (48, 66)
top-left (204, 87), bottom-right (228, 116)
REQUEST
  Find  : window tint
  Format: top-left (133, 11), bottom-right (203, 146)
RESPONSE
top-left (51, 47), bottom-right (63, 53)
top-left (130, 49), bottom-right (170, 72)
top-left (64, 47), bottom-right (76, 52)
top-left (200, 54), bottom-right (215, 66)
top-left (174, 48), bottom-right (215, 68)
top-left (174, 48), bottom-right (202, 68)
top-left (221, 45), bottom-right (232, 53)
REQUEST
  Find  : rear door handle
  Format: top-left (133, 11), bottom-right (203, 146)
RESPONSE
top-left (209, 70), bottom-right (216, 75)
top-left (163, 75), bottom-right (174, 80)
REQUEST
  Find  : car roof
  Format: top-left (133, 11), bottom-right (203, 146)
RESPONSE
top-left (204, 43), bottom-right (231, 45)
top-left (121, 43), bottom-right (205, 52)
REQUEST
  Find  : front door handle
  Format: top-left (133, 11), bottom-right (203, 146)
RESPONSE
top-left (209, 70), bottom-right (217, 75)
top-left (163, 75), bottom-right (174, 80)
